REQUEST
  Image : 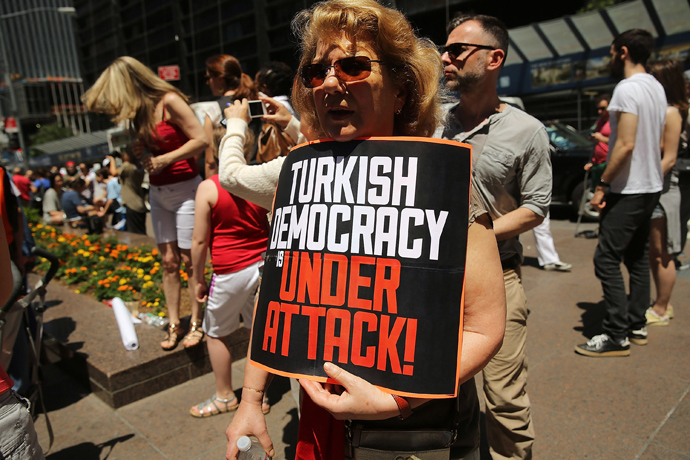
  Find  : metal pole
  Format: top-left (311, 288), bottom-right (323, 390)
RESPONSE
top-left (0, 23), bottom-right (30, 171)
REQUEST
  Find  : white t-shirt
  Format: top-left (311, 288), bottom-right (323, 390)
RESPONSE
top-left (607, 72), bottom-right (666, 194)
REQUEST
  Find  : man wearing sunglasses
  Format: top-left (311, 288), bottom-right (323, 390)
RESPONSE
top-left (436, 14), bottom-right (552, 460)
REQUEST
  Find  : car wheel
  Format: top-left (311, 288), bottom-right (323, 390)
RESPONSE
top-left (571, 181), bottom-right (599, 221)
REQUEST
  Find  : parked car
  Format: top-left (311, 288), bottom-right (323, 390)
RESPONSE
top-left (543, 120), bottom-right (599, 220)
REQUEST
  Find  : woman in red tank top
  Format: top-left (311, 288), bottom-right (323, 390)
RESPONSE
top-left (83, 57), bottom-right (209, 351)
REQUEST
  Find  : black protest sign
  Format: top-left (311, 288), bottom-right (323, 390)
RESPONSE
top-left (249, 137), bottom-right (472, 398)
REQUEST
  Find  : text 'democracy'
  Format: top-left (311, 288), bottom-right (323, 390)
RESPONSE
top-left (250, 137), bottom-right (472, 398)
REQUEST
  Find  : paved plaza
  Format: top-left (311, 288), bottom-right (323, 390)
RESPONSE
top-left (31, 216), bottom-right (690, 460)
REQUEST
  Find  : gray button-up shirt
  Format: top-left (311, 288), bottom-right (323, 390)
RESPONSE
top-left (435, 103), bottom-right (552, 263)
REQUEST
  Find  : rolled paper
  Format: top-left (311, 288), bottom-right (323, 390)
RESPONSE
top-left (111, 297), bottom-right (139, 351)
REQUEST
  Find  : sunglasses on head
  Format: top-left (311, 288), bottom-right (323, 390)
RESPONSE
top-left (441, 42), bottom-right (497, 60)
top-left (300, 56), bottom-right (386, 88)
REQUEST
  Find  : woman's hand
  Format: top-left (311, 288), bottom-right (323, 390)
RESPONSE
top-left (224, 99), bottom-right (251, 125)
top-left (194, 278), bottom-right (208, 303)
top-left (592, 132), bottom-right (609, 144)
top-left (300, 362), bottom-right (400, 421)
top-left (259, 96), bottom-right (292, 130)
top-left (584, 162), bottom-right (592, 171)
top-left (225, 399), bottom-right (274, 460)
top-left (142, 155), bottom-right (165, 175)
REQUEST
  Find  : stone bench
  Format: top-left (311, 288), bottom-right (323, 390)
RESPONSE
top-left (38, 228), bottom-right (250, 408)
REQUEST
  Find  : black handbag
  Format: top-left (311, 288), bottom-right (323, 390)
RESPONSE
top-left (344, 396), bottom-right (462, 460)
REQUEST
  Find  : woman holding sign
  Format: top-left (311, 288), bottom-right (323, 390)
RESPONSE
top-left (221, 1), bottom-right (506, 459)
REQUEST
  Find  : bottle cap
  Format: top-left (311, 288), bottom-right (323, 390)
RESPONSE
top-left (237, 436), bottom-right (251, 452)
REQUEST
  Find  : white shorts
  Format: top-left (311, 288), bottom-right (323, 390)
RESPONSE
top-left (203, 261), bottom-right (261, 338)
top-left (149, 176), bottom-right (201, 250)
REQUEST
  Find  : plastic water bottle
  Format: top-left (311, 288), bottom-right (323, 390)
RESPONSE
top-left (237, 436), bottom-right (267, 460)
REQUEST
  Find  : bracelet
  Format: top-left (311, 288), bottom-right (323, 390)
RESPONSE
top-left (391, 394), bottom-right (413, 420)
top-left (598, 179), bottom-right (610, 188)
top-left (243, 386), bottom-right (265, 395)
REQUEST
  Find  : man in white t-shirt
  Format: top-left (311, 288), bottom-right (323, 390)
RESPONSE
top-left (576, 29), bottom-right (666, 357)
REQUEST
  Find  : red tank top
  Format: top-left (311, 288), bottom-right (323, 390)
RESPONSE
top-left (209, 175), bottom-right (269, 274)
top-left (149, 105), bottom-right (199, 186)
top-left (0, 365), bottom-right (13, 395)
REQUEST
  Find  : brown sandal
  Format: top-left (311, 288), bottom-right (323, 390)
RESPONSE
top-left (182, 320), bottom-right (204, 348)
top-left (161, 322), bottom-right (184, 351)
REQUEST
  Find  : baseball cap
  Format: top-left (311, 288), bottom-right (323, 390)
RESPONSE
top-left (66, 161), bottom-right (75, 167)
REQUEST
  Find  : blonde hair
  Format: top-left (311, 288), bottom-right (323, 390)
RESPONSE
top-left (211, 126), bottom-right (256, 164)
top-left (291, 0), bottom-right (443, 138)
top-left (82, 56), bottom-right (189, 146)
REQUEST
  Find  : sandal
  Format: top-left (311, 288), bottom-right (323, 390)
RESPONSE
top-left (190, 393), bottom-right (238, 418)
top-left (161, 322), bottom-right (184, 351)
top-left (183, 319), bottom-right (204, 348)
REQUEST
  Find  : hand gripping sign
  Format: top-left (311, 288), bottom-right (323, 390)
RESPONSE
top-left (250, 137), bottom-right (472, 398)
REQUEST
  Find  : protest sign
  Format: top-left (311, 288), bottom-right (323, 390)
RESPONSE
top-left (250, 137), bottom-right (472, 398)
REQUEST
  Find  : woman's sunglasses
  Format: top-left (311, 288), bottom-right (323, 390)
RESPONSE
top-left (300, 56), bottom-right (385, 88)
top-left (440, 42), bottom-right (497, 61)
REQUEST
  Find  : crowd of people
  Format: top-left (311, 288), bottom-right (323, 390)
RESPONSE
top-left (1, 0), bottom-right (689, 459)
top-left (11, 157), bottom-right (134, 233)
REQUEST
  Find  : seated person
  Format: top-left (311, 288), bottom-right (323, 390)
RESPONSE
top-left (95, 167), bottom-right (125, 228)
top-left (61, 178), bottom-right (96, 225)
top-left (42, 173), bottom-right (65, 225)
top-left (92, 166), bottom-right (108, 210)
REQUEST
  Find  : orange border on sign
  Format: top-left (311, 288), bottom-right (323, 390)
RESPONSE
top-left (255, 137), bottom-right (473, 399)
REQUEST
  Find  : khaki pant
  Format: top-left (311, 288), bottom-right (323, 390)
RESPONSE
top-left (482, 268), bottom-right (534, 460)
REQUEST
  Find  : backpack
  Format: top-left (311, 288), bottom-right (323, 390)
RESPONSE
top-left (256, 121), bottom-right (295, 163)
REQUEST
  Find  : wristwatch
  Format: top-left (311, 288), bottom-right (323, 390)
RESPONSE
top-left (598, 179), bottom-right (610, 188)
top-left (391, 394), bottom-right (413, 420)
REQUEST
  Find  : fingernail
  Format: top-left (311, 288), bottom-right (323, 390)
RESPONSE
top-left (324, 362), bottom-right (334, 371)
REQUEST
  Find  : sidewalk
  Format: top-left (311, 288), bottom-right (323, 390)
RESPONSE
top-left (32, 217), bottom-right (690, 460)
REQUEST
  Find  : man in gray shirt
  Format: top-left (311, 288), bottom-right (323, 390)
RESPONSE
top-left (436, 14), bottom-right (552, 460)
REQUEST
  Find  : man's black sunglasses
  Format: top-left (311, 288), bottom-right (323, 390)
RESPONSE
top-left (300, 56), bottom-right (386, 88)
top-left (440, 42), bottom-right (497, 60)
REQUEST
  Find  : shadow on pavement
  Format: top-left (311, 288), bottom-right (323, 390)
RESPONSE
top-left (282, 407), bottom-right (299, 460)
top-left (574, 301), bottom-right (606, 338)
top-left (39, 363), bottom-right (91, 413)
top-left (46, 434), bottom-right (135, 460)
top-left (522, 256), bottom-right (540, 270)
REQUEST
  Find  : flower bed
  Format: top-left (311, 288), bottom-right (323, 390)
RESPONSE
top-left (30, 223), bottom-right (208, 316)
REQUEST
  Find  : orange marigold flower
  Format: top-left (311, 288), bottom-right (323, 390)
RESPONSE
top-left (80, 267), bottom-right (87, 271)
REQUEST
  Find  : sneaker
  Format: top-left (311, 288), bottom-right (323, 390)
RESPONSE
top-left (645, 308), bottom-right (670, 326)
top-left (543, 261), bottom-right (573, 272)
top-left (629, 327), bottom-right (648, 346)
top-left (667, 305), bottom-right (675, 319)
top-left (575, 334), bottom-right (630, 357)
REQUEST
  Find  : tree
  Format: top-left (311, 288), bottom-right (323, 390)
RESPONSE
top-left (29, 124), bottom-right (74, 157)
